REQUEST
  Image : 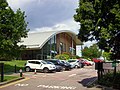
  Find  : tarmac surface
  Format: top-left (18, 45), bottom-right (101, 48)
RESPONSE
top-left (0, 65), bottom-right (103, 90)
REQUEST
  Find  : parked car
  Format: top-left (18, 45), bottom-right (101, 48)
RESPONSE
top-left (45, 59), bottom-right (71, 71)
top-left (81, 59), bottom-right (94, 66)
top-left (92, 58), bottom-right (104, 63)
top-left (44, 60), bottom-right (63, 72)
top-left (60, 60), bottom-right (72, 70)
top-left (25, 60), bottom-right (56, 73)
top-left (68, 59), bottom-right (83, 68)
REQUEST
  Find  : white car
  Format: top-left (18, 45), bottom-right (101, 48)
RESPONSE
top-left (68, 59), bottom-right (82, 68)
top-left (25, 60), bottom-right (56, 73)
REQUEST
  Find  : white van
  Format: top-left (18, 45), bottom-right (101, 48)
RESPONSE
top-left (25, 60), bottom-right (56, 73)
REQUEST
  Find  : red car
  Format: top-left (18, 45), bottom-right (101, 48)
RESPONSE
top-left (92, 58), bottom-right (104, 63)
top-left (79, 58), bottom-right (94, 66)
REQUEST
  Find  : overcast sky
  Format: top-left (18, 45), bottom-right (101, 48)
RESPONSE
top-left (7, 0), bottom-right (96, 50)
top-left (7, 0), bottom-right (79, 34)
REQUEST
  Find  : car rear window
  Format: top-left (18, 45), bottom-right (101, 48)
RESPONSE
top-left (28, 61), bottom-right (36, 64)
top-left (28, 61), bottom-right (41, 64)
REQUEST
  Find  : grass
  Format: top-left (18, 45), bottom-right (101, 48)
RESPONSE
top-left (0, 60), bottom-right (26, 74)
top-left (3, 75), bottom-right (19, 82)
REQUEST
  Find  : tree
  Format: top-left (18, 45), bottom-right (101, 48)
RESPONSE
top-left (82, 44), bottom-right (102, 59)
top-left (0, 0), bottom-right (29, 60)
top-left (103, 51), bottom-right (112, 61)
top-left (74, 0), bottom-right (120, 59)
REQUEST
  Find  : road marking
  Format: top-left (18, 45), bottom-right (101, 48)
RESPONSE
top-left (15, 83), bottom-right (29, 87)
top-left (0, 77), bottom-right (30, 89)
top-left (68, 74), bottom-right (76, 77)
top-left (37, 85), bottom-right (76, 89)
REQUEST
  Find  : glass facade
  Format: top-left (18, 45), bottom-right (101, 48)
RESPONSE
top-left (42, 35), bottom-right (57, 59)
top-left (21, 35), bottom-right (57, 60)
top-left (21, 32), bottom-right (76, 60)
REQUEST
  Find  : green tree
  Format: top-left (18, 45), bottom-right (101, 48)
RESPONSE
top-left (103, 51), bottom-right (112, 61)
top-left (82, 44), bottom-right (102, 59)
top-left (74, 0), bottom-right (120, 59)
top-left (0, 0), bottom-right (29, 60)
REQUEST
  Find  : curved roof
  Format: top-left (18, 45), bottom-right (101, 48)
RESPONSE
top-left (19, 30), bottom-right (81, 49)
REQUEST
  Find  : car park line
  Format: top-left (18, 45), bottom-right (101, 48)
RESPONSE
top-left (37, 84), bottom-right (76, 89)
top-left (15, 83), bottom-right (29, 87)
top-left (68, 74), bottom-right (76, 77)
top-left (0, 77), bottom-right (30, 89)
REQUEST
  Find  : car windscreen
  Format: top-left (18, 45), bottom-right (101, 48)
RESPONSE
top-left (47, 60), bottom-right (58, 65)
top-left (46, 61), bottom-right (54, 65)
top-left (41, 61), bottom-right (47, 64)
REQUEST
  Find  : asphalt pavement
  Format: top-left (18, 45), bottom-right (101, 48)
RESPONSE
top-left (0, 65), bottom-right (102, 90)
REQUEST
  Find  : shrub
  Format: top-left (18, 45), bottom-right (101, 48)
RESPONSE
top-left (99, 72), bottom-right (120, 89)
top-left (55, 52), bottom-right (72, 60)
top-left (70, 55), bottom-right (80, 59)
top-left (99, 72), bottom-right (114, 87)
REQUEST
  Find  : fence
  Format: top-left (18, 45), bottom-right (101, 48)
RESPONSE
top-left (0, 63), bottom-right (24, 82)
top-left (103, 61), bottom-right (120, 75)
top-left (95, 61), bottom-right (120, 81)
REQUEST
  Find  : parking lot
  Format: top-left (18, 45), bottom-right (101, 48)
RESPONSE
top-left (0, 66), bottom-right (102, 90)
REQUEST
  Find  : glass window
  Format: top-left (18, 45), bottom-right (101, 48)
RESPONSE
top-left (41, 61), bottom-right (47, 64)
top-left (36, 61), bottom-right (41, 64)
top-left (29, 61), bottom-right (36, 64)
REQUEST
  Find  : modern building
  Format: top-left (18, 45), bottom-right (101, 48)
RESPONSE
top-left (19, 30), bottom-right (81, 60)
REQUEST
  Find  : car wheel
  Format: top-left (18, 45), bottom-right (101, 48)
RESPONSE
top-left (43, 68), bottom-right (49, 73)
top-left (75, 65), bottom-right (78, 68)
top-left (25, 67), bottom-right (30, 72)
top-left (62, 67), bottom-right (66, 71)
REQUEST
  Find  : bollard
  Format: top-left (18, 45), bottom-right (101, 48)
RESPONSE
top-left (34, 68), bottom-right (37, 74)
top-left (15, 65), bottom-right (17, 73)
top-left (19, 69), bottom-right (23, 77)
top-left (0, 63), bottom-right (4, 82)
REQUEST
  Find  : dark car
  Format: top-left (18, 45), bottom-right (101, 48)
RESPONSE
top-left (45, 59), bottom-right (71, 71)
top-left (44, 60), bottom-right (63, 72)
top-left (61, 60), bottom-right (72, 70)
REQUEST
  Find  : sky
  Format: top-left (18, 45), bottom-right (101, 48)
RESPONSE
top-left (7, 0), bottom-right (96, 56)
top-left (7, 0), bottom-right (80, 34)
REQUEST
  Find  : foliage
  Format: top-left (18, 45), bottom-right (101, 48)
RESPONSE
top-left (55, 52), bottom-right (80, 60)
top-left (62, 52), bottom-right (71, 57)
top-left (82, 44), bottom-right (102, 59)
top-left (74, 0), bottom-right (120, 59)
top-left (99, 72), bottom-right (120, 89)
top-left (103, 52), bottom-right (112, 61)
top-left (99, 72), bottom-right (114, 87)
top-left (70, 55), bottom-right (80, 59)
top-left (55, 54), bottom-right (70, 60)
top-left (0, 0), bottom-right (29, 60)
